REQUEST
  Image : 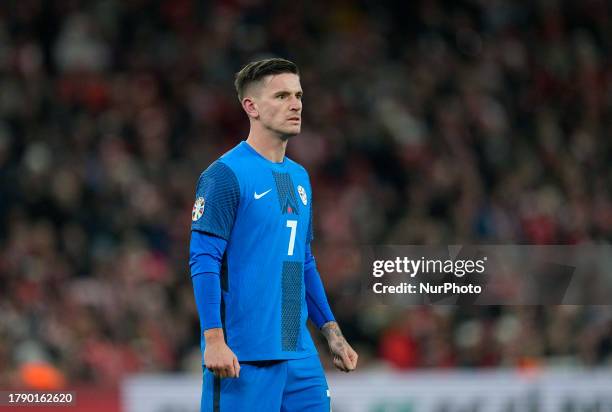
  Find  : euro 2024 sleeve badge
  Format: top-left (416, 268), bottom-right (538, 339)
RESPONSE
top-left (192, 197), bottom-right (205, 221)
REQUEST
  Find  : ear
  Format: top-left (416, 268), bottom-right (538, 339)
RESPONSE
top-left (242, 97), bottom-right (259, 119)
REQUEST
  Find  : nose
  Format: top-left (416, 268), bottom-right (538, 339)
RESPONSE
top-left (289, 96), bottom-right (301, 112)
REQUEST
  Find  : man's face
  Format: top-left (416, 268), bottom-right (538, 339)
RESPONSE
top-left (249, 73), bottom-right (303, 138)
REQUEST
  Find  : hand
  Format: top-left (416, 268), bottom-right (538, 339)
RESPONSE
top-left (322, 322), bottom-right (358, 372)
top-left (204, 329), bottom-right (240, 378)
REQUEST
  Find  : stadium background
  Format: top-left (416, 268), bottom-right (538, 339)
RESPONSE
top-left (0, 0), bottom-right (611, 410)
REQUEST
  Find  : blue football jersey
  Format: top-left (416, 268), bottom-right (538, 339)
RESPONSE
top-left (191, 141), bottom-right (317, 361)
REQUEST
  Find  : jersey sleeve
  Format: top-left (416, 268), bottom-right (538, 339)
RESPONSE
top-left (190, 231), bottom-right (228, 330)
top-left (191, 161), bottom-right (240, 240)
top-left (304, 243), bottom-right (335, 328)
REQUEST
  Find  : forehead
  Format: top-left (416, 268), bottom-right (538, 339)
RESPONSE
top-left (260, 73), bottom-right (302, 93)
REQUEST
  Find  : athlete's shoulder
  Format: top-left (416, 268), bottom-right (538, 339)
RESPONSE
top-left (215, 141), bottom-right (261, 179)
top-left (218, 141), bottom-right (250, 163)
top-left (196, 143), bottom-right (248, 190)
top-left (197, 142), bottom-right (250, 182)
top-left (195, 159), bottom-right (240, 200)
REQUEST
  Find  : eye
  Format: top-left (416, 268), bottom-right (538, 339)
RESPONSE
top-left (277, 94), bottom-right (286, 99)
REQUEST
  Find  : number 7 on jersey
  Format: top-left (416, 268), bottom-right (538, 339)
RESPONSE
top-left (286, 220), bottom-right (297, 256)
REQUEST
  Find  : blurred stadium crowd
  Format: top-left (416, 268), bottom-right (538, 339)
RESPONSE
top-left (1, 0), bottom-right (611, 387)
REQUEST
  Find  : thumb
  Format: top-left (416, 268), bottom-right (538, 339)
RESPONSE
top-left (233, 356), bottom-right (240, 378)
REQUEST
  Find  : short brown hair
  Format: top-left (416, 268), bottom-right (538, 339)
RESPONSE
top-left (234, 58), bottom-right (299, 101)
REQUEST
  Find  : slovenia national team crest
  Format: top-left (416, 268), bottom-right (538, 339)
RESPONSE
top-left (297, 185), bottom-right (308, 205)
top-left (192, 197), bottom-right (205, 221)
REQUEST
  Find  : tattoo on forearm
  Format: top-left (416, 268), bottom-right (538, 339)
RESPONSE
top-left (322, 322), bottom-right (345, 342)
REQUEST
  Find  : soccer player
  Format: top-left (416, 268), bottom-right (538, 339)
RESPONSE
top-left (189, 58), bottom-right (358, 411)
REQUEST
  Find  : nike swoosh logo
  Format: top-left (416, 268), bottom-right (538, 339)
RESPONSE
top-left (254, 189), bottom-right (272, 200)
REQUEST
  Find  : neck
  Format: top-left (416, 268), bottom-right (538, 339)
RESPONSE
top-left (245, 127), bottom-right (289, 163)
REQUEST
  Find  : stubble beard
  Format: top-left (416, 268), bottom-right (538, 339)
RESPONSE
top-left (270, 124), bottom-right (300, 141)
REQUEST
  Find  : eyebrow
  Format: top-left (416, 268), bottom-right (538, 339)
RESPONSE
top-left (274, 90), bottom-right (303, 96)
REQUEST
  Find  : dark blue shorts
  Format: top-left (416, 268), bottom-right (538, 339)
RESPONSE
top-left (201, 354), bottom-right (330, 412)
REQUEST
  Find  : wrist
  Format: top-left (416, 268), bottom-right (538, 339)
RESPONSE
top-left (321, 321), bottom-right (342, 341)
top-left (204, 328), bottom-right (225, 344)
top-left (321, 321), bottom-right (338, 331)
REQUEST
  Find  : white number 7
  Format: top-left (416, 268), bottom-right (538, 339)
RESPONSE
top-left (286, 220), bottom-right (297, 256)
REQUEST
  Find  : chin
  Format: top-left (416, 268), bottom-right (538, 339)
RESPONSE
top-left (278, 127), bottom-right (301, 140)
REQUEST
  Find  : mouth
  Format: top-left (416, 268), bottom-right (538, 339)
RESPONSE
top-left (288, 117), bottom-right (301, 122)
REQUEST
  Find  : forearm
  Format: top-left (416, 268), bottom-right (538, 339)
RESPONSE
top-left (305, 278), bottom-right (335, 328)
top-left (304, 244), bottom-right (335, 328)
top-left (321, 321), bottom-right (343, 340)
top-left (190, 230), bottom-right (228, 331)
top-left (321, 321), bottom-right (350, 352)
top-left (192, 272), bottom-right (222, 330)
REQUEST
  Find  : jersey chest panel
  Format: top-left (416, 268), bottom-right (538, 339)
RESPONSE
top-left (238, 169), bottom-right (311, 256)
